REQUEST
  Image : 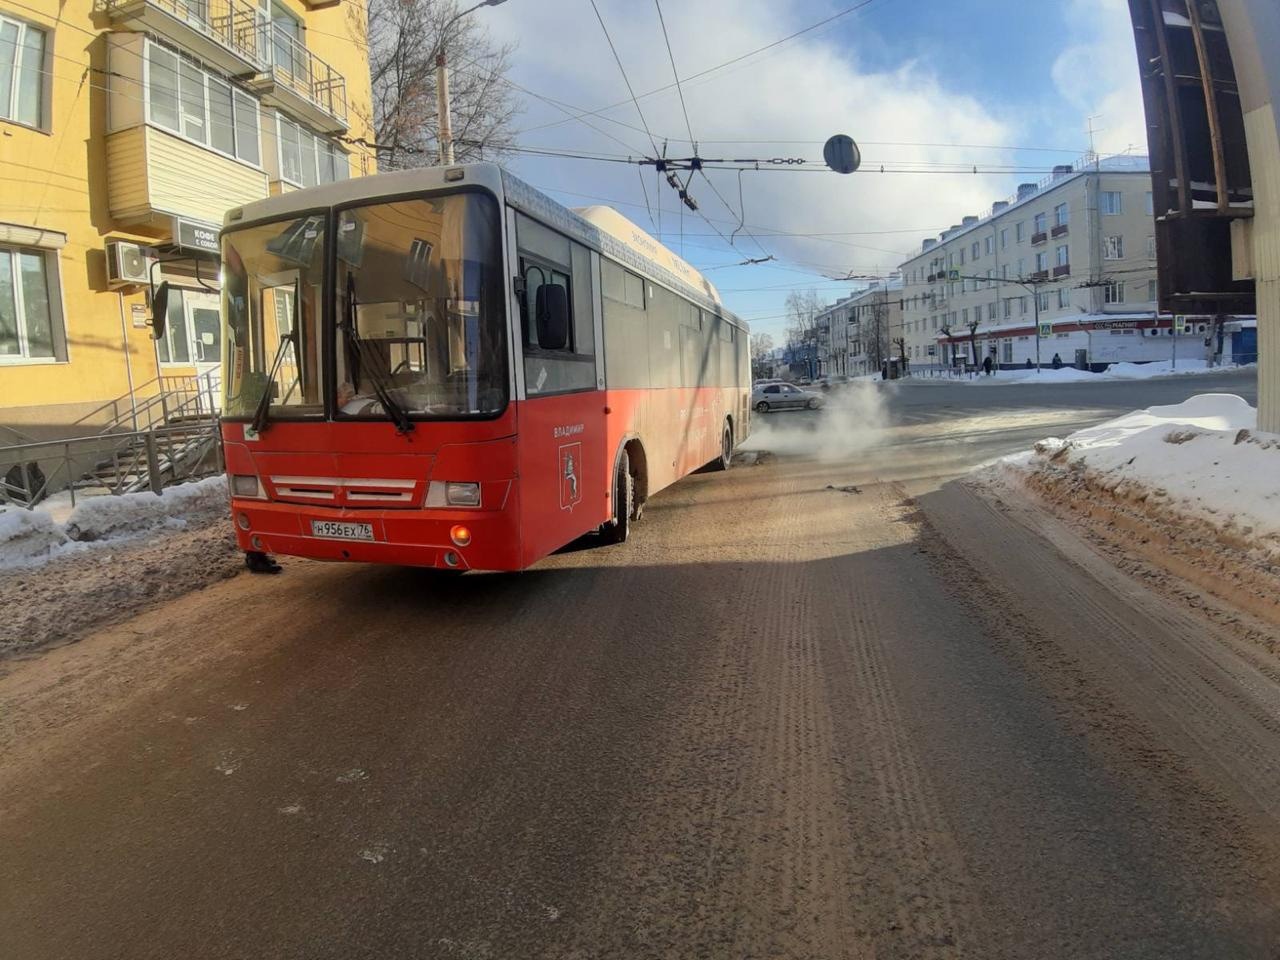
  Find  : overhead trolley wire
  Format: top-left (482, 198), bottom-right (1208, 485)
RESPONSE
top-left (587, 0), bottom-right (662, 158)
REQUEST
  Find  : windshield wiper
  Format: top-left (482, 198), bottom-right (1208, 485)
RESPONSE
top-left (343, 271), bottom-right (414, 435)
top-left (251, 280), bottom-right (300, 434)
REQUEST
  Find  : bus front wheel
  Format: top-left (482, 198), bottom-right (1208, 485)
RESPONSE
top-left (600, 452), bottom-right (634, 544)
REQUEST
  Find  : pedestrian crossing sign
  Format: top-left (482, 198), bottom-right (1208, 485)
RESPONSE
top-left (1038, 322), bottom-right (1052, 337)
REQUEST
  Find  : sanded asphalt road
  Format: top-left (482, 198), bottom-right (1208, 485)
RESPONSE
top-left (3, 368), bottom-right (1277, 959)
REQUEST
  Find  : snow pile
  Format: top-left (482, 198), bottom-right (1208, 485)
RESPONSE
top-left (0, 509), bottom-right (68, 566)
top-left (967, 359), bottom-right (1251, 386)
top-left (0, 475), bottom-right (228, 568)
top-left (1006, 394), bottom-right (1280, 551)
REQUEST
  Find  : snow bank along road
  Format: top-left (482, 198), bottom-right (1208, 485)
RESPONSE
top-left (4, 369), bottom-right (1279, 959)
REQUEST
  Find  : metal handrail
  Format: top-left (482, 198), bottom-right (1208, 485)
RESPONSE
top-left (95, 0), bottom-right (266, 67)
top-left (257, 21), bottom-right (348, 122)
top-left (0, 422), bottom-right (222, 509)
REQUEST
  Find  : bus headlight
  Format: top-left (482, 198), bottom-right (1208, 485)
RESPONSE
top-left (427, 481), bottom-right (481, 507)
top-left (232, 474), bottom-right (264, 498)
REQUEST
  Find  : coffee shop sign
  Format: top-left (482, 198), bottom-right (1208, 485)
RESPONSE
top-left (172, 218), bottom-right (220, 255)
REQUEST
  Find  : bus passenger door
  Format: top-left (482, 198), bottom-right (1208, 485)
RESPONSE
top-left (510, 211), bottom-right (608, 565)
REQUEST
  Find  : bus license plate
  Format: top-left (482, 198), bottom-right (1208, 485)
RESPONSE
top-left (311, 520), bottom-right (375, 541)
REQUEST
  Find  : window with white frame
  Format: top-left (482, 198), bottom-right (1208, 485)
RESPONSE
top-left (1056, 244), bottom-right (1069, 267)
top-left (1002, 340), bottom-right (1012, 364)
top-left (1003, 298), bottom-right (1012, 319)
top-left (971, 241), bottom-right (979, 260)
top-left (147, 42), bottom-right (261, 165)
top-left (986, 268), bottom-right (994, 288)
top-left (1101, 191), bottom-right (1123, 215)
top-left (1054, 202), bottom-right (1068, 226)
top-left (1057, 287), bottom-right (1070, 309)
top-left (276, 115), bottom-right (349, 187)
top-left (1015, 221), bottom-right (1025, 242)
top-left (1145, 191), bottom-right (1153, 215)
top-left (1147, 279), bottom-right (1157, 301)
top-left (1019, 296), bottom-right (1028, 315)
top-left (985, 236), bottom-right (994, 255)
top-left (1035, 251), bottom-right (1048, 272)
top-left (1103, 235), bottom-right (1124, 260)
top-left (0, 14), bottom-right (45, 128)
top-left (0, 245), bottom-right (64, 361)
top-left (1016, 257), bottom-right (1025, 277)
top-left (987, 302), bottom-right (996, 320)
top-left (1000, 227), bottom-right (1008, 250)
top-left (1146, 235), bottom-right (1156, 260)
top-left (1103, 280), bottom-right (1125, 303)
top-left (1037, 290), bottom-right (1050, 311)
top-left (1033, 212), bottom-right (1047, 234)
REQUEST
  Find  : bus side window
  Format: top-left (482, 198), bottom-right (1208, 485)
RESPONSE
top-left (516, 213), bottom-right (595, 395)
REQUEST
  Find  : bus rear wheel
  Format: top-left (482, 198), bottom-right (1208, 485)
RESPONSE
top-left (600, 452), bottom-right (634, 544)
top-left (709, 421), bottom-right (733, 471)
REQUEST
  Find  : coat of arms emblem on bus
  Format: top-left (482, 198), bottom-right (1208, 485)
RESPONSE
top-left (559, 443), bottom-right (582, 510)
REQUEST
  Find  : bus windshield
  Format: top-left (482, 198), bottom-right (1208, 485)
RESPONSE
top-left (335, 192), bottom-right (507, 420)
top-left (221, 214), bottom-right (326, 420)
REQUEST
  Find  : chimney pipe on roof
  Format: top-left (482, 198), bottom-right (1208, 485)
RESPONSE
top-left (992, 200), bottom-right (1009, 215)
top-left (1052, 164), bottom-right (1073, 178)
top-left (962, 215), bottom-right (978, 226)
top-left (1016, 182), bottom-right (1037, 201)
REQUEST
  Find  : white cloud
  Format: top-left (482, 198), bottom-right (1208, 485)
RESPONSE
top-left (482, 0), bottom-right (1022, 334)
top-left (1050, 0), bottom-right (1148, 155)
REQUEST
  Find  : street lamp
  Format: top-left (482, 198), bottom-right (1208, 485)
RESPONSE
top-left (436, 0), bottom-right (508, 165)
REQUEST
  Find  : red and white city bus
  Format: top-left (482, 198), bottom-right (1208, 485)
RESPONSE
top-left (219, 163), bottom-right (751, 572)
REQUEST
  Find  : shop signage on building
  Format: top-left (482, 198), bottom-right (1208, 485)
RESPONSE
top-left (172, 218), bottom-right (220, 255)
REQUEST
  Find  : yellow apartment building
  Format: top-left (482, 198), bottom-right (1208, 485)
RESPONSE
top-left (0, 0), bottom-right (374, 440)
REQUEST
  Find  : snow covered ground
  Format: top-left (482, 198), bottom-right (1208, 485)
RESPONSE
top-left (963, 360), bottom-right (1255, 386)
top-left (0, 476), bottom-right (239, 651)
top-left (999, 394), bottom-right (1280, 554)
top-left (0, 475), bottom-right (229, 570)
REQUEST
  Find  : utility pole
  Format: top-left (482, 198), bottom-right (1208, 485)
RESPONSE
top-left (436, 0), bottom-right (509, 165)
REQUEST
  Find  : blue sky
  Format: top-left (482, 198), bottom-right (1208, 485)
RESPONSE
top-left (478, 0), bottom-right (1147, 342)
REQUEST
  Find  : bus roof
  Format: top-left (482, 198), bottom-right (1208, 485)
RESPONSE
top-left (570, 205), bottom-right (723, 307)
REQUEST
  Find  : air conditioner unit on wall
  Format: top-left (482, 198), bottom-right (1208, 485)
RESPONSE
top-left (105, 240), bottom-right (154, 288)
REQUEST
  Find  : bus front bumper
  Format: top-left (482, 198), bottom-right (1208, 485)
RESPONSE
top-left (229, 498), bottom-right (521, 571)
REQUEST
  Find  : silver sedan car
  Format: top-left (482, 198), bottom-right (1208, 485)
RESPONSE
top-left (751, 381), bottom-right (824, 413)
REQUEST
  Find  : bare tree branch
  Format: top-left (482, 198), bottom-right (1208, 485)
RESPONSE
top-left (367, 0), bottom-right (522, 169)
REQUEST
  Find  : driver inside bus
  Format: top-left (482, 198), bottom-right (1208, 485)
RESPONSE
top-left (336, 381), bottom-right (385, 415)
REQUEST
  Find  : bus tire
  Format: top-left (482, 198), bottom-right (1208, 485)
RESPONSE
top-left (755, 400), bottom-right (769, 413)
top-left (709, 421), bottom-right (733, 471)
top-left (600, 452), bottom-right (633, 544)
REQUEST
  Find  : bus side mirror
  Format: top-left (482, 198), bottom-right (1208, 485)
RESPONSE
top-left (536, 284), bottom-right (569, 351)
top-left (151, 281), bottom-right (171, 341)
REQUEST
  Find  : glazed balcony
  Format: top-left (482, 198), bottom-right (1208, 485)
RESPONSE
top-left (97, 0), bottom-right (266, 75)
top-left (247, 25), bottom-right (348, 132)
